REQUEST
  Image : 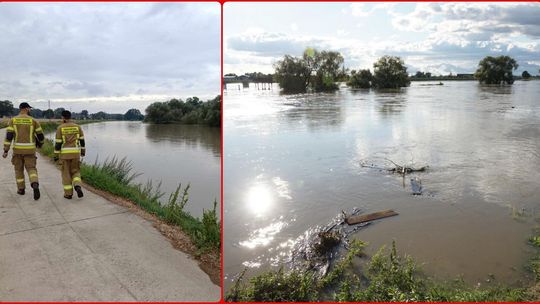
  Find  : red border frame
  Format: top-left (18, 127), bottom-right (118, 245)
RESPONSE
top-left (2, 1), bottom-right (540, 304)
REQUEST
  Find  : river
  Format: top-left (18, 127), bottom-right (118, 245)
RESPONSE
top-left (224, 80), bottom-right (540, 290)
top-left (74, 121), bottom-right (220, 218)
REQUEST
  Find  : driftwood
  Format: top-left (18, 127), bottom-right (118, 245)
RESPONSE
top-left (360, 159), bottom-right (428, 175)
top-left (388, 165), bottom-right (428, 174)
top-left (384, 158), bottom-right (428, 175)
top-left (345, 209), bottom-right (398, 225)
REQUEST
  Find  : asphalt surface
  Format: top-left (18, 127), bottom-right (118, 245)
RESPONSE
top-left (0, 130), bottom-right (220, 301)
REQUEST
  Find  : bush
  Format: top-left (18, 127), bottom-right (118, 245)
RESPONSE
top-left (372, 55), bottom-right (410, 89)
top-left (274, 48), bottom-right (344, 94)
top-left (226, 240), bottom-right (532, 302)
top-left (474, 55), bottom-right (518, 85)
top-left (226, 268), bottom-right (317, 302)
top-left (144, 96), bottom-right (221, 127)
top-left (348, 69), bottom-right (373, 89)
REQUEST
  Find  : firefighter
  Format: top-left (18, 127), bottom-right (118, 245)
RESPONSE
top-left (2, 102), bottom-right (45, 200)
top-left (53, 110), bottom-right (85, 199)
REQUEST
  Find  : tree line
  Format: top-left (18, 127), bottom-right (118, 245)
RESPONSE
top-left (144, 95), bottom-right (221, 127)
top-left (1, 96), bottom-right (221, 127)
top-left (258, 48), bottom-right (537, 94)
top-left (0, 100), bottom-right (144, 121)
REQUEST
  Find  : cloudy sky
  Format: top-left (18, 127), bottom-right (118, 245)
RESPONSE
top-left (224, 2), bottom-right (540, 76)
top-left (0, 2), bottom-right (220, 113)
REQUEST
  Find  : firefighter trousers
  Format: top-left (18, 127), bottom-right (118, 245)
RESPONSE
top-left (11, 154), bottom-right (39, 190)
top-left (60, 158), bottom-right (81, 196)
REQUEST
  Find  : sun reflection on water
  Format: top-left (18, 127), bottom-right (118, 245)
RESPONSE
top-left (245, 184), bottom-right (274, 217)
top-left (239, 220), bottom-right (288, 249)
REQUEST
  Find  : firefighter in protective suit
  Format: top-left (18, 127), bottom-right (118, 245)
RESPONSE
top-left (2, 102), bottom-right (45, 200)
top-left (54, 110), bottom-right (85, 199)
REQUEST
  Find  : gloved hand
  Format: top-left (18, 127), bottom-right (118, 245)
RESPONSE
top-left (81, 150), bottom-right (85, 157)
top-left (2, 151), bottom-right (7, 159)
top-left (36, 141), bottom-right (43, 148)
top-left (53, 156), bottom-right (59, 162)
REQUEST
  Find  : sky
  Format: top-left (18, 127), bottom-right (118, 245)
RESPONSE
top-left (224, 2), bottom-right (540, 76)
top-left (0, 2), bottom-right (220, 113)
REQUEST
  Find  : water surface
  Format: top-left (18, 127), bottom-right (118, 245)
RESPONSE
top-left (224, 81), bottom-right (540, 290)
top-left (79, 121), bottom-right (220, 217)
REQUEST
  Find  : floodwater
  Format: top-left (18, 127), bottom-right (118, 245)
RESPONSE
top-left (76, 121), bottom-right (220, 217)
top-left (224, 81), bottom-right (540, 290)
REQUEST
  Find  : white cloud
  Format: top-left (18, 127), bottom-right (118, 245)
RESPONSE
top-left (225, 3), bottom-right (540, 76)
top-left (0, 2), bottom-right (220, 110)
top-left (350, 3), bottom-right (396, 17)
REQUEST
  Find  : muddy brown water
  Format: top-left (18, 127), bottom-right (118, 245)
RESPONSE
top-left (62, 121), bottom-right (220, 218)
top-left (224, 81), bottom-right (540, 291)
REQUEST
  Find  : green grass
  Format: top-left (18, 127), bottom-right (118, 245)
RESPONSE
top-left (226, 240), bottom-right (535, 302)
top-left (39, 138), bottom-right (220, 252)
top-left (40, 121), bottom-right (60, 133)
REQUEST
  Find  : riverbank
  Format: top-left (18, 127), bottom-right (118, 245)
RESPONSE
top-left (37, 126), bottom-right (221, 284)
top-left (226, 239), bottom-right (540, 301)
top-left (79, 177), bottom-right (220, 285)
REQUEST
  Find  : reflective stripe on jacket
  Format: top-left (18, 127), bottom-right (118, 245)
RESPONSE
top-left (3, 114), bottom-right (44, 155)
top-left (54, 122), bottom-right (85, 160)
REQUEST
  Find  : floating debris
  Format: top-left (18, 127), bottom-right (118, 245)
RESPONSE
top-left (410, 177), bottom-right (423, 195)
top-left (360, 158), bottom-right (428, 176)
top-left (286, 208), bottom-right (369, 277)
top-left (345, 209), bottom-right (398, 225)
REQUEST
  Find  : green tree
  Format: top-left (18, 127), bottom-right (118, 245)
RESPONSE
top-left (274, 48), bottom-right (345, 93)
top-left (42, 109), bottom-right (54, 119)
top-left (124, 108), bottom-right (144, 121)
top-left (372, 55), bottom-right (410, 89)
top-left (348, 69), bottom-right (373, 89)
top-left (145, 102), bottom-right (171, 124)
top-left (30, 108), bottom-right (43, 118)
top-left (80, 110), bottom-right (89, 120)
top-left (53, 107), bottom-right (66, 119)
top-left (312, 50), bottom-right (344, 92)
top-left (474, 55), bottom-right (518, 85)
top-left (0, 100), bottom-right (15, 117)
top-left (91, 111), bottom-right (108, 120)
top-left (144, 96), bottom-right (220, 127)
top-left (522, 70), bottom-right (531, 79)
top-left (273, 55), bottom-right (311, 94)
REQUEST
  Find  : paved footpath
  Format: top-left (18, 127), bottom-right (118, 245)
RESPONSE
top-left (0, 130), bottom-right (220, 301)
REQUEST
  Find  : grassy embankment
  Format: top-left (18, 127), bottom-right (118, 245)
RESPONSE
top-left (38, 121), bottom-right (220, 253)
top-left (227, 231), bottom-right (540, 302)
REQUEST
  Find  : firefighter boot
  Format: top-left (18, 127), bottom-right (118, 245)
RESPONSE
top-left (74, 185), bottom-right (84, 198)
top-left (31, 182), bottom-right (40, 200)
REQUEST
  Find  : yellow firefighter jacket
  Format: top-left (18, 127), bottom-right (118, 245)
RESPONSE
top-left (54, 121), bottom-right (86, 160)
top-left (3, 114), bottom-right (44, 155)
